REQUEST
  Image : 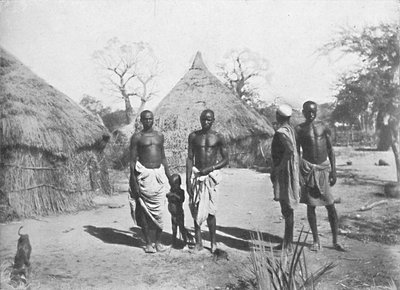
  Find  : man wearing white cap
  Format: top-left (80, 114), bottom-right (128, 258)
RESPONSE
top-left (270, 104), bottom-right (300, 251)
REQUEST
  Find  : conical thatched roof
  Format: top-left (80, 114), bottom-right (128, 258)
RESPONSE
top-left (0, 47), bottom-right (109, 157)
top-left (154, 51), bottom-right (273, 140)
top-left (0, 47), bottom-right (111, 221)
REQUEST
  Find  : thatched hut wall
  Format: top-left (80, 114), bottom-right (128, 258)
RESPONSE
top-left (1, 148), bottom-right (109, 218)
top-left (154, 116), bottom-right (271, 173)
top-left (0, 47), bottom-right (111, 221)
top-left (154, 52), bottom-right (274, 173)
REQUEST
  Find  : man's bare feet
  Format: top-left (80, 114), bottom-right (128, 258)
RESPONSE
top-left (210, 243), bottom-right (217, 254)
top-left (145, 244), bottom-right (156, 254)
top-left (333, 243), bottom-right (346, 252)
top-left (310, 242), bottom-right (321, 252)
top-left (155, 243), bottom-right (167, 252)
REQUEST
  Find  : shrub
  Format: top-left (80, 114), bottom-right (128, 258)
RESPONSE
top-left (249, 228), bottom-right (336, 290)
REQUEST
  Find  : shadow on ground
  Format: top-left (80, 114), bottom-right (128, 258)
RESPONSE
top-left (217, 226), bottom-right (282, 243)
top-left (83, 225), bottom-right (289, 252)
top-left (83, 225), bottom-right (150, 248)
top-left (214, 226), bottom-right (283, 251)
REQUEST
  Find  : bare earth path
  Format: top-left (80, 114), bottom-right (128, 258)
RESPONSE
top-left (1, 147), bottom-right (399, 289)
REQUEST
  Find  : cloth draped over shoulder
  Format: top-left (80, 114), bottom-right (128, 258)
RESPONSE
top-left (272, 124), bottom-right (300, 208)
top-left (300, 159), bottom-right (334, 206)
top-left (189, 167), bottom-right (221, 226)
top-left (129, 161), bottom-right (169, 230)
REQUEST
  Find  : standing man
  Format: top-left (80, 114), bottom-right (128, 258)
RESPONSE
top-left (270, 104), bottom-right (300, 251)
top-left (296, 101), bottom-right (345, 252)
top-left (129, 110), bottom-right (171, 254)
top-left (186, 109), bottom-right (229, 253)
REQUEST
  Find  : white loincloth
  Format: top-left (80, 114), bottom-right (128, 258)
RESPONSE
top-left (130, 161), bottom-right (169, 230)
top-left (189, 167), bottom-right (221, 226)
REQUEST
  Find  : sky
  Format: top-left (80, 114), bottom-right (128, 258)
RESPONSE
top-left (0, 0), bottom-right (399, 111)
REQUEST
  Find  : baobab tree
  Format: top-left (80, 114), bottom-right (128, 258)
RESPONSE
top-left (217, 48), bottom-right (271, 107)
top-left (93, 38), bottom-right (159, 124)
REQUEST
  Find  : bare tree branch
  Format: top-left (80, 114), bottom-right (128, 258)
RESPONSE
top-left (217, 48), bottom-right (271, 107)
top-left (93, 38), bottom-right (159, 124)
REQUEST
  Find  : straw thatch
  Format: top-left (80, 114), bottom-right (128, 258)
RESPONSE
top-left (154, 52), bottom-right (274, 172)
top-left (0, 47), bottom-right (111, 221)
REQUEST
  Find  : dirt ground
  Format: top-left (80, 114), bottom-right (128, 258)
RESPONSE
top-left (1, 146), bottom-right (400, 290)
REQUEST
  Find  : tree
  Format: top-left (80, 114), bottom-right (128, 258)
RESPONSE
top-left (93, 38), bottom-right (159, 124)
top-left (330, 74), bottom-right (373, 131)
top-left (318, 102), bottom-right (336, 126)
top-left (321, 23), bottom-right (400, 181)
top-left (217, 48), bottom-right (271, 107)
top-left (79, 94), bottom-right (111, 117)
top-left (101, 110), bottom-right (128, 132)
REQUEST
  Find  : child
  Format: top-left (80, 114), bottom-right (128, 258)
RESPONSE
top-left (167, 174), bottom-right (191, 247)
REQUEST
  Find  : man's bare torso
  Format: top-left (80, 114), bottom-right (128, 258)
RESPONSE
top-left (190, 130), bottom-right (221, 170)
top-left (134, 130), bottom-right (164, 168)
top-left (296, 121), bottom-right (329, 164)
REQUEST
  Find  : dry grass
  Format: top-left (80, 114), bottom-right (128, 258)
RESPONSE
top-left (0, 260), bottom-right (39, 290)
top-left (365, 279), bottom-right (398, 290)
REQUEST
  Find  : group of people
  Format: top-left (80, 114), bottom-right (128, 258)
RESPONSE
top-left (271, 101), bottom-right (345, 252)
top-left (128, 101), bottom-right (345, 255)
top-left (129, 109), bottom-right (227, 253)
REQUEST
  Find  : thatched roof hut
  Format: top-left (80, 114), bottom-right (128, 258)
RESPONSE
top-left (0, 47), bottom-right (111, 221)
top-left (154, 52), bottom-right (274, 172)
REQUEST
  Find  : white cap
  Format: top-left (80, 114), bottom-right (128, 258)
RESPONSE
top-left (277, 104), bottom-right (292, 117)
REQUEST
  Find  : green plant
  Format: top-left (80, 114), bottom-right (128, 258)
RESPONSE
top-left (249, 228), bottom-right (336, 290)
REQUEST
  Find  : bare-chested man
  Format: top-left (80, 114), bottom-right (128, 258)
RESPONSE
top-left (186, 109), bottom-right (229, 253)
top-left (295, 101), bottom-right (345, 252)
top-left (129, 110), bottom-right (171, 253)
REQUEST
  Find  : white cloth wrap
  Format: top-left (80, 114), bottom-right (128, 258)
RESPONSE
top-left (134, 161), bottom-right (169, 229)
top-left (189, 167), bottom-right (221, 226)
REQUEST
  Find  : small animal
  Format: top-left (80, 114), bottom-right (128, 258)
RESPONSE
top-left (212, 248), bottom-right (229, 262)
top-left (13, 226), bottom-right (32, 270)
top-left (10, 226), bottom-right (32, 286)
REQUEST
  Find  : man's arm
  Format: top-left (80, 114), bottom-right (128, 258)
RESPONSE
top-left (294, 125), bottom-right (301, 156)
top-left (199, 133), bottom-right (229, 175)
top-left (325, 126), bottom-right (337, 186)
top-left (160, 134), bottom-right (171, 180)
top-left (215, 133), bottom-right (229, 170)
top-left (129, 134), bottom-right (140, 198)
top-left (186, 133), bottom-right (195, 198)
